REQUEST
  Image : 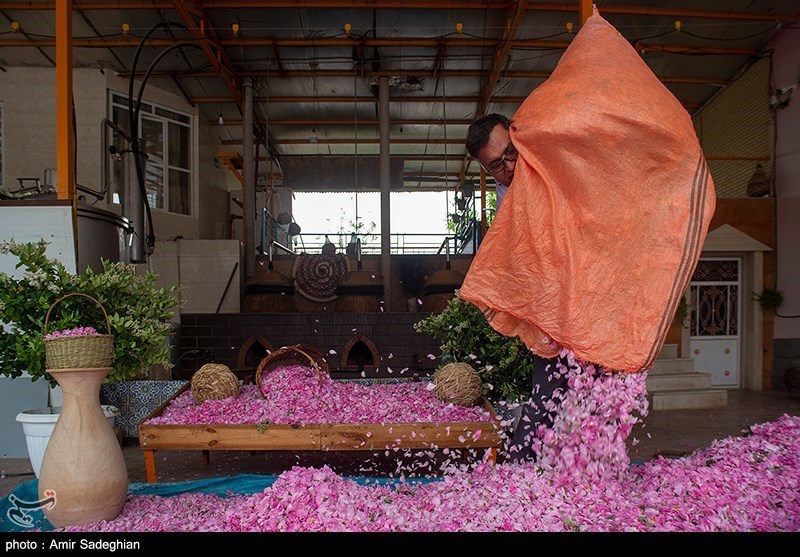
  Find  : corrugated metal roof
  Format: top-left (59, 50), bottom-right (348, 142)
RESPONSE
top-left (0, 0), bottom-right (797, 191)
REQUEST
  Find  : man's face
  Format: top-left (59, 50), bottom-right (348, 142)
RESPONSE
top-left (476, 124), bottom-right (517, 186)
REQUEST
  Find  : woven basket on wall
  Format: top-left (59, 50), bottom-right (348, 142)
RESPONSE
top-left (44, 293), bottom-right (115, 370)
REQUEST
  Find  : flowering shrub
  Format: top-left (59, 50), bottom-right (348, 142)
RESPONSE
top-left (44, 327), bottom-right (99, 340)
top-left (147, 365), bottom-right (491, 426)
top-left (59, 414), bottom-right (800, 532)
top-left (0, 239), bottom-right (180, 385)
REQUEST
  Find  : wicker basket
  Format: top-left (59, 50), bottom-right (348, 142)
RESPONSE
top-left (191, 363), bottom-right (240, 403)
top-left (44, 293), bottom-right (115, 370)
top-left (254, 344), bottom-right (329, 398)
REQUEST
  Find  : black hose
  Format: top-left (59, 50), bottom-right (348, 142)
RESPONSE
top-left (127, 21), bottom-right (191, 255)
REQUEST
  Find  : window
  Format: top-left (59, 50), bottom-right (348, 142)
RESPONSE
top-left (107, 93), bottom-right (192, 215)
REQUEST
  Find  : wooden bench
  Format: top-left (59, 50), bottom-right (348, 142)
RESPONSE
top-left (138, 383), bottom-right (503, 483)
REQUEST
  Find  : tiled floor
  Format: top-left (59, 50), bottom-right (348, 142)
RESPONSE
top-left (2, 388), bottom-right (799, 498)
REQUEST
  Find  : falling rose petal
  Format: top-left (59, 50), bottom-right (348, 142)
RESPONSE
top-left (468, 354), bottom-right (477, 360)
top-left (329, 350), bottom-right (337, 355)
top-left (388, 353), bottom-right (393, 359)
top-left (472, 429), bottom-right (482, 442)
top-left (426, 382), bottom-right (436, 391)
top-left (427, 354), bottom-right (436, 360)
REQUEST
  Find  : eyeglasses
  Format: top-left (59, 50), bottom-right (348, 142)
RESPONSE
top-left (481, 143), bottom-right (518, 174)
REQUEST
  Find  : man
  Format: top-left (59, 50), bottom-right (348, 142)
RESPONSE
top-left (465, 113), bottom-right (570, 463)
top-left (465, 113), bottom-right (517, 212)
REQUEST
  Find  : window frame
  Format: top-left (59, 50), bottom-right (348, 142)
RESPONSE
top-left (107, 92), bottom-right (194, 216)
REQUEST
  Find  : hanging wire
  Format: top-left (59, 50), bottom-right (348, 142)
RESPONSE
top-left (442, 67), bottom-right (448, 194)
top-left (353, 68), bottom-right (359, 234)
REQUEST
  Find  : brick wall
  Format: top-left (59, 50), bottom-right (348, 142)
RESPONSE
top-left (692, 57), bottom-right (772, 198)
top-left (178, 312), bottom-right (442, 380)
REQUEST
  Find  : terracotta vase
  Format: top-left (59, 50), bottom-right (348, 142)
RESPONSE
top-left (38, 368), bottom-right (128, 528)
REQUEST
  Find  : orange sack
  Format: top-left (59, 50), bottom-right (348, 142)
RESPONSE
top-left (459, 9), bottom-right (716, 373)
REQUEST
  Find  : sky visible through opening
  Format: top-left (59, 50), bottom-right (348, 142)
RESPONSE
top-left (291, 191), bottom-right (455, 253)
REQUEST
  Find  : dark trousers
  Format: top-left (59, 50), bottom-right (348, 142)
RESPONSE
top-left (508, 354), bottom-right (570, 463)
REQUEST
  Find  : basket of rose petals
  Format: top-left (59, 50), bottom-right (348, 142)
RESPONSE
top-left (255, 344), bottom-right (328, 397)
top-left (44, 293), bottom-right (115, 369)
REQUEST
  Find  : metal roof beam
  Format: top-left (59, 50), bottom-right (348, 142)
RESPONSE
top-left (191, 95), bottom-right (701, 109)
top-left (209, 118), bottom-right (474, 125)
top-left (0, 35), bottom-right (760, 56)
top-left (1, 2), bottom-right (794, 22)
top-left (131, 68), bottom-right (727, 86)
top-left (170, 0), bottom-right (243, 113)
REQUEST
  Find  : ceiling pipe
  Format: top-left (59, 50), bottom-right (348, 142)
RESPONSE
top-left (242, 77), bottom-right (256, 279)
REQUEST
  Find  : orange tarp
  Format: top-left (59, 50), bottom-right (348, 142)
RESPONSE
top-left (459, 9), bottom-right (716, 373)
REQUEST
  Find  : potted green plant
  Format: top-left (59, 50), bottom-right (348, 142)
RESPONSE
top-left (0, 239), bottom-right (180, 479)
top-left (414, 293), bottom-right (534, 407)
top-left (0, 240), bottom-right (179, 385)
top-left (752, 287), bottom-right (783, 311)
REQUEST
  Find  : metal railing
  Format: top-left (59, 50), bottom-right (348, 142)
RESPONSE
top-left (294, 232), bottom-right (458, 255)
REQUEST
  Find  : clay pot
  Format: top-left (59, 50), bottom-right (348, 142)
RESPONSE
top-left (38, 367), bottom-right (128, 528)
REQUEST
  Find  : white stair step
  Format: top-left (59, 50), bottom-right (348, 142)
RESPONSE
top-left (657, 344), bottom-right (679, 359)
top-left (646, 372), bottom-right (712, 392)
top-left (650, 389), bottom-right (728, 411)
top-left (649, 357), bottom-right (695, 375)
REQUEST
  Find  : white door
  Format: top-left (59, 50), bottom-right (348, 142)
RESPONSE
top-left (689, 258), bottom-right (741, 387)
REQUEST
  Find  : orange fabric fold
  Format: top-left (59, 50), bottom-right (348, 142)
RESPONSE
top-left (459, 9), bottom-right (716, 373)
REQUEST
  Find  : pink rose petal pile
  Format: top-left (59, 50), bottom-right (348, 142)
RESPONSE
top-left (530, 348), bottom-right (650, 484)
top-left (145, 365), bottom-right (492, 426)
top-left (63, 349), bottom-right (798, 531)
top-left (44, 326), bottom-right (99, 340)
top-left (61, 414), bottom-right (800, 532)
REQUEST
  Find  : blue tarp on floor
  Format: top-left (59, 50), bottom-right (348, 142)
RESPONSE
top-left (0, 473), bottom-right (439, 532)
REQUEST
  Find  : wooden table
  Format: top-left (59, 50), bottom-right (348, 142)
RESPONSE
top-left (138, 383), bottom-right (503, 483)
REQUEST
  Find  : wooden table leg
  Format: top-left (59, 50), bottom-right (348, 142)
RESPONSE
top-left (202, 450), bottom-right (210, 465)
top-left (144, 449), bottom-right (158, 483)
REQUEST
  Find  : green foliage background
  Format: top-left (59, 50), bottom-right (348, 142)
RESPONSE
top-left (0, 240), bottom-right (180, 386)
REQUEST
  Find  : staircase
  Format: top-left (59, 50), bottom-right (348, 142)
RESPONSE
top-left (646, 344), bottom-right (728, 410)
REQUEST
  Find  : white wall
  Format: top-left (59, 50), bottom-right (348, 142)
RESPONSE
top-left (0, 67), bottom-right (105, 191)
top-left (0, 67), bottom-right (230, 244)
top-left (772, 29), bottom-right (800, 339)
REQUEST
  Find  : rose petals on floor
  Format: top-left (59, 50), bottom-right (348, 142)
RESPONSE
top-left (61, 414), bottom-right (800, 532)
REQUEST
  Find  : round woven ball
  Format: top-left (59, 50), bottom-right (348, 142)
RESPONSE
top-left (191, 363), bottom-right (240, 403)
top-left (433, 362), bottom-right (483, 407)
